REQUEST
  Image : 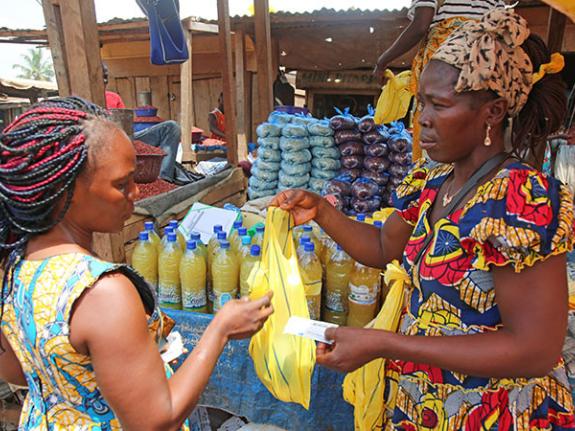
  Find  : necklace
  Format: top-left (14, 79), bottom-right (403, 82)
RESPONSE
top-left (441, 178), bottom-right (463, 207)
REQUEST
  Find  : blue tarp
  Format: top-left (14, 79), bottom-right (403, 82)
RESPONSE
top-left (164, 309), bottom-right (354, 431)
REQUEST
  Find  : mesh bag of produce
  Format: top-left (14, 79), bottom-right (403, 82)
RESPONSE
top-left (257, 122), bottom-right (283, 138)
top-left (280, 161), bottom-right (312, 176)
top-left (282, 124), bottom-right (308, 138)
top-left (311, 158), bottom-right (341, 171)
top-left (309, 136), bottom-right (336, 148)
top-left (280, 137), bottom-right (310, 152)
top-left (307, 120), bottom-right (334, 137)
top-left (279, 171), bottom-right (310, 188)
top-left (258, 147), bottom-right (281, 162)
top-left (311, 146), bottom-right (340, 159)
top-left (339, 141), bottom-right (364, 156)
top-left (249, 175), bottom-right (278, 191)
top-left (281, 149), bottom-right (312, 164)
top-left (310, 168), bottom-right (339, 180)
top-left (258, 137), bottom-right (281, 150)
top-left (268, 112), bottom-right (293, 125)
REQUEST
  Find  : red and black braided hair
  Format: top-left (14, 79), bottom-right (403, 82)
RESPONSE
top-left (0, 96), bottom-right (109, 262)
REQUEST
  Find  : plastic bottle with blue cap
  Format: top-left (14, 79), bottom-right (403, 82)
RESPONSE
top-left (240, 244), bottom-right (261, 298)
top-left (212, 240), bottom-right (239, 312)
top-left (143, 221), bottom-right (161, 251)
top-left (324, 244), bottom-right (353, 325)
top-left (180, 240), bottom-right (207, 313)
top-left (131, 231), bottom-right (158, 293)
top-left (158, 232), bottom-right (183, 309)
top-left (169, 219), bottom-right (186, 250)
top-left (298, 242), bottom-right (322, 320)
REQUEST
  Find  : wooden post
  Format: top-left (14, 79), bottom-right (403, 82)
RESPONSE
top-left (217, 0), bottom-right (239, 165)
top-left (235, 30), bottom-right (248, 160)
top-left (547, 8), bottom-right (567, 53)
top-left (254, 0), bottom-right (274, 123)
top-left (180, 29), bottom-right (194, 162)
top-left (42, 0), bottom-right (105, 107)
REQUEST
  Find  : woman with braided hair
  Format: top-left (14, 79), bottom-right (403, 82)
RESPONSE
top-left (273, 9), bottom-right (575, 430)
top-left (0, 96), bottom-right (272, 430)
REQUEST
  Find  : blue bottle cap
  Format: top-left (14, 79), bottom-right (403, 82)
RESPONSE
top-left (241, 235), bottom-right (252, 245)
top-left (256, 226), bottom-right (265, 233)
top-left (220, 240), bottom-right (231, 249)
top-left (336, 244), bottom-right (344, 251)
top-left (356, 214), bottom-right (366, 222)
top-left (250, 245), bottom-right (261, 256)
top-left (303, 226), bottom-right (313, 232)
top-left (167, 233), bottom-right (177, 242)
top-left (233, 220), bottom-right (243, 229)
top-left (187, 240), bottom-right (197, 250)
top-left (374, 220), bottom-right (383, 228)
top-left (300, 236), bottom-right (310, 245)
top-left (304, 243), bottom-right (315, 252)
top-left (169, 220), bottom-right (179, 229)
top-left (217, 232), bottom-right (227, 240)
top-left (139, 231), bottom-right (149, 241)
top-left (190, 232), bottom-right (201, 241)
top-left (144, 221), bottom-right (154, 231)
top-left (214, 225), bottom-right (223, 233)
top-left (238, 227), bottom-right (248, 236)
top-left (164, 226), bottom-right (174, 235)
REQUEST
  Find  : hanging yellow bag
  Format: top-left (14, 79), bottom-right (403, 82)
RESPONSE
top-left (248, 207), bottom-right (316, 409)
top-left (374, 69), bottom-right (413, 125)
top-left (342, 260), bottom-right (410, 431)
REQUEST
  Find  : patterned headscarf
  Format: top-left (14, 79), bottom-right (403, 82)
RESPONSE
top-left (432, 9), bottom-right (532, 117)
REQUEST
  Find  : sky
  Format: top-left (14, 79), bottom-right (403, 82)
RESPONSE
top-left (0, 0), bottom-right (410, 80)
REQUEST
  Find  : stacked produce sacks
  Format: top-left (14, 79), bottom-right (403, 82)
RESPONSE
top-left (278, 122), bottom-right (312, 192)
top-left (248, 121), bottom-right (282, 200)
top-left (325, 111), bottom-right (412, 215)
top-left (308, 120), bottom-right (340, 194)
top-left (248, 111), bottom-right (345, 199)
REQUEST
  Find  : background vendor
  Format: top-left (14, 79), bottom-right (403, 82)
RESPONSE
top-left (208, 92), bottom-right (226, 140)
top-left (103, 63), bottom-right (182, 184)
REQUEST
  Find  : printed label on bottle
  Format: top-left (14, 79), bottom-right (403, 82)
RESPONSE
top-left (348, 283), bottom-right (377, 305)
top-left (307, 296), bottom-right (321, 320)
top-left (159, 283), bottom-right (182, 307)
top-left (213, 289), bottom-right (237, 312)
top-left (325, 291), bottom-right (345, 312)
top-left (183, 290), bottom-right (207, 310)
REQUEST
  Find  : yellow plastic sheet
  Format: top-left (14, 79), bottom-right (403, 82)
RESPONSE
top-left (542, 0), bottom-right (575, 21)
top-left (248, 207), bottom-right (316, 409)
top-left (374, 70), bottom-right (413, 125)
top-left (342, 260), bottom-right (410, 431)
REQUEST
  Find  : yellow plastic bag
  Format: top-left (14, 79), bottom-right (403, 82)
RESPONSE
top-left (248, 207), bottom-right (316, 409)
top-left (542, 0), bottom-right (575, 21)
top-left (342, 260), bottom-right (410, 431)
top-left (374, 69), bottom-right (413, 125)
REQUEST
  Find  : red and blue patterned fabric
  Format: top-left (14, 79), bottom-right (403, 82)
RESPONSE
top-left (386, 160), bottom-right (575, 430)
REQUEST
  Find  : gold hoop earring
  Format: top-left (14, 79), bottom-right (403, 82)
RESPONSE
top-left (484, 123), bottom-right (492, 147)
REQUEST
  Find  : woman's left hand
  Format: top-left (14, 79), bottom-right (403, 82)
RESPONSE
top-left (316, 327), bottom-right (379, 373)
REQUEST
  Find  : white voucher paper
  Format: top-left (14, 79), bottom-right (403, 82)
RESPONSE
top-left (283, 316), bottom-right (338, 344)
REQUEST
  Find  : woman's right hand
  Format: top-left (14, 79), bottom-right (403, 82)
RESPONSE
top-left (212, 292), bottom-right (274, 340)
top-left (270, 189), bottom-right (324, 226)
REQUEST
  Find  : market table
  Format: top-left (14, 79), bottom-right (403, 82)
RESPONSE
top-left (163, 309), bottom-right (354, 431)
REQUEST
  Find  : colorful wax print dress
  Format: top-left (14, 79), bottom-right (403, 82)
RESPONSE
top-left (386, 161), bottom-right (575, 430)
top-left (1, 253), bottom-right (187, 430)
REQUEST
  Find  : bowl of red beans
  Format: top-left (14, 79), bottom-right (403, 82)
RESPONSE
top-left (132, 140), bottom-right (166, 184)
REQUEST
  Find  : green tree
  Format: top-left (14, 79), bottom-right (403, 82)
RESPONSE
top-left (12, 48), bottom-right (54, 81)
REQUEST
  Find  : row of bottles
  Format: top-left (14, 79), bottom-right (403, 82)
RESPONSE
top-left (131, 219), bottom-right (263, 313)
top-left (131, 214), bottom-right (387, 328)
top-left (295, 215), bottom-right (385, 328)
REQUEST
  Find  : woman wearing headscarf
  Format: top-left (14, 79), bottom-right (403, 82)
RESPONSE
top-left (274, 8), bottom-right (573, 429)
top-left (0, 97), bottom-right (272, 430)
